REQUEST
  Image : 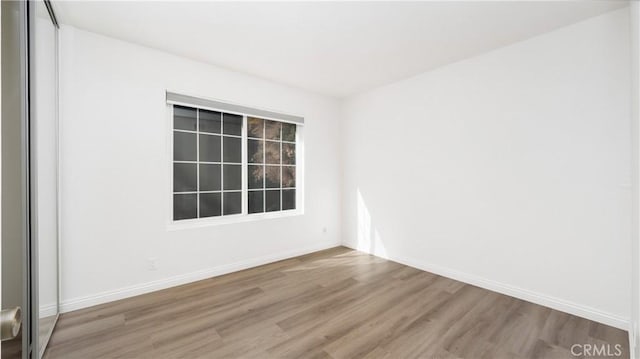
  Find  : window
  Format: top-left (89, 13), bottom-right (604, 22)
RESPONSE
top-left (171, 102), bottom-right (300, 222)
top-left (247, 117), bottom-right (297, 214)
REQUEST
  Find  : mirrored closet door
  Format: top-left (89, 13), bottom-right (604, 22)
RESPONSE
top-left (30, 0), bottom-right (60, 357)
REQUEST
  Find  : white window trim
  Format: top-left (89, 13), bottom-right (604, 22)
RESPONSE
top-left (166, 103), bottom-right (305, 230)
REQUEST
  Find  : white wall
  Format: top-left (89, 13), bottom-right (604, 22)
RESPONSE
top-left (630, 2), bottom-right (640, 356)
top-left (342, 8), bottom-right (631, 329)
top-left (58, 26), bottom-right (342, 311)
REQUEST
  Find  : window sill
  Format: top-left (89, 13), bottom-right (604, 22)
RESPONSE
top-left (166, 209), bottom-right (304, 231)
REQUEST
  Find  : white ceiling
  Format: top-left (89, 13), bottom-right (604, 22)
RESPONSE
top-left (54, 1), bottom-right (628, 98)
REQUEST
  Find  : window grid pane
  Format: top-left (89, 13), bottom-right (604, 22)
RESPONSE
top-left (200, 193), bottom-right (221, 218)
top-left (282, 189), bottom-right (296, 210)
top-left (199, 134), bottom-right (221, 162)
top-left (174, 163), bottom-right (197, 192)
top-left (248, 117), bottom-right (264, 139)
top-left (199, 109), bottom-right (221, 134)
top-left (246, 117), bottom-right (295, 214)
top-left (174, 106), bottom-right (197, 131)
top-left (174, 105), bottom-right (297, 221)
top-left (174, 105), bottom-right (246, 220)
top-left (248, 190), bottom-right (264, 214)
top-left (174, 193), bottom-right (197, 220)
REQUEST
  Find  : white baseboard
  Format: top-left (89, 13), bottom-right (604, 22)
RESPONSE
top-left (60, 241), bottom-right (340, 313)
top-left (39, 303), bottom-right (58, 318)
top-left (343, 244), bottom-right (629, 331)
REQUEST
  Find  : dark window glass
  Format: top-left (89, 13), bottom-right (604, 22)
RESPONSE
top-left (173, 163), bottom-right (197, 192)
top-left (248, 191), bottom-right (264, 214)
top-left (248, 117), bottom-right (264, 138)
top-left (199, 134), bottom-right (221, 162)
top-left (223, 113), bottom-right (242, 136)
top-left (265, 141), bottom-right (280, 164)
top-left (248, 165), bottom-right (264, 189)
top-left (282, 166), bottom-right (295, 188)
top-left (282, 123), bottom-right (296, 142)
top-left (223, 164), bottom-right (241, 190)
top-left (223, 136), bottom-right (242, 163)
top-left (199, 164), bottom-right (221, 191)
top-left (174, 194), bottom-right (197, 220)
top-left (265, 120), bottom-right (281, 140)
top-left (224, 192), bottom-right (242, 215)
top-left (265, 166), bottom-right (280, 188)
top-left (199, 109), bottom-right (221, 134)
top-left (200, 193), bottom-right (221, 218)
top-left (174, 106), bottom-right (197, 131)
top-left (282, 143), bottom-right (295, 165)
top-left (282, 189), bottom-right (296, 210)
top-left (174, 131), bottom-right (197, 161)
top-left (248, 139), bottom-right (263, 164)
top-left (173, 105), bottom-right (298, 220)
top-left (265, 190), bottom-right (281, 212)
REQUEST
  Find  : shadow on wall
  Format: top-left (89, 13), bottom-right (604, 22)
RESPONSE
top-left (357, 189), bottom-right (388, 259)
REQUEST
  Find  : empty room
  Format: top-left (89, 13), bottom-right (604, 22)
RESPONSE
top-left (1, 0), bottom-right (640, 358)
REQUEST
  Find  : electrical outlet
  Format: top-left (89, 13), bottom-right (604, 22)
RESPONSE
top-left (148, 257), bottom-right (157, 271)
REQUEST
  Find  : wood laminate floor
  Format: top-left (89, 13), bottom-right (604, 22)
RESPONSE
top-left (44, 247), bottom-right (629, 359)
